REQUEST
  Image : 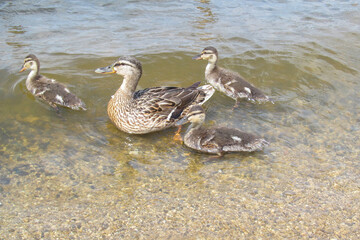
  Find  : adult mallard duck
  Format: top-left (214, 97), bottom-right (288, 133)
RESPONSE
top-left (176, 105), bottom-right (269, 156)
top-left (193, 46), bottom-right (271, 107)
top-left (19, 54), bottom-right (86, 111)
top-left (95, 56), bottom-right (214, 135)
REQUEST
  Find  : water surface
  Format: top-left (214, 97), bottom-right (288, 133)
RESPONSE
top-left (1, 0), bottom-right (360, 238)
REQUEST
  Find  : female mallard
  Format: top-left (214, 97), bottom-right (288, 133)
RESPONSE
top-left (177, 105), bottom-right (269, 156)
top-left (19, 54), bottom-right (86, 111)
top-left (193, 46), bottom-right (271, 107)
top-left (95, 56), bottom-right (214, 135)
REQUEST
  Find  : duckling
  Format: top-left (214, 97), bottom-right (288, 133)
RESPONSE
top-left (176, 105), bottom-right (269, 156)
top-left (19, 54), bottom-right (86, 111)
top-left (193, 46), bottom-right (271, 107)
top-left (95, 56), bottom-right (214, 135)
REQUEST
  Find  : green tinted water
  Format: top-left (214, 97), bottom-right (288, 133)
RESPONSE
top-left (1, 0), bottom-right (359, 238)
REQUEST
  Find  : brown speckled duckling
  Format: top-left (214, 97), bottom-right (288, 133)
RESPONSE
top-left (95, 56), bottom-right (214, 135)
top-left (177, 105), bottom-right (269, 156)
top-left (193, 46), bottom-right (271, 107)
top-left (19, 54), bottom-right (86, 111)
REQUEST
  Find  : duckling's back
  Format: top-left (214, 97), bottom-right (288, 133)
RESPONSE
top-left (184, 125), bottom-right (268, 154)
top-left (31, 76), bottom-right (86, 110)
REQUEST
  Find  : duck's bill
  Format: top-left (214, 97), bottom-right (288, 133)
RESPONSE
top-left (175, 116), bottom-right (189, 126)
top-left (95, 65), bottom-right (115, 74)
top-left (192, 54), bottom-right (202, 60)
top-left (19, 65), bottom-right (27, 72)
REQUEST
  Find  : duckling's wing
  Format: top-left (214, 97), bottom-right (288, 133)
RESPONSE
top-left (133, 84), bottom-right (201, 121)
top-left (215, 127), bottom-right (268, 152)
top-left (35, 76), bottom-right (86, 110)
top-left (218, 68), bottom-right (269, 102)
top-left (200, 130), bottom-right (218, 147)
top-left (195, 128), bottom-right (223, 154)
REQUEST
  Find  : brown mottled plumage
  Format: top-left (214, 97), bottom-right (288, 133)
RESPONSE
top-left (95, 56), bottom-right (214, 134)
top-left (19, 54), bottom-right (86, 111)
top-left (193, 46), bottom-right (271, 107)
top-left (177, 105), bottom-right (269, 156)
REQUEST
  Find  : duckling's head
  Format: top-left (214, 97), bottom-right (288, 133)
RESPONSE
top-left (19, 54), bottom-right (40, 72)
top-left (95, 56), bottom-right (142, 78)
top-left (176, 105), bottom-right (206, 126)
top-left (192, 46), bottom-right (218, 63)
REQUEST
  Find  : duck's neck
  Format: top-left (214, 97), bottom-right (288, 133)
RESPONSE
top-left (205, 60), bottom-right (217, 75)
top-left (114, 72), bottom-right (141, 100)
top-left (25, 67), bottom-right (40, 91)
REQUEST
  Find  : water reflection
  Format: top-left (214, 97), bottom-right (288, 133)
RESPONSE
top-left (194, 0), bottom-right (217, 29)
top-left (7, 25), bottom-right (25, 35)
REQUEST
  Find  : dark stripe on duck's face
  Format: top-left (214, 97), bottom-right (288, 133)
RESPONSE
top-left (115, 56), bottom-right (143, 75)
top-left (189, 110), bottom-right (204, 117)
top-left (95, 60), bottom-right (138, 74)
top-left (202, 46), bottom-right (218, 54)
top-left (203, 51), bottom-right (213, 55)
top-left (192, 51), bottom-right (215, 60)
top-left (114, 60), bottom-right (139, 69)
top-left (114, 62), bottom-right (132, 67)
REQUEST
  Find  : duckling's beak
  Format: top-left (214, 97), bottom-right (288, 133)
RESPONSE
top-left (176, 116), bottom-right (189, 126)
top-left (95, 65), bottom-right (115, 74)
top-left (192, 54), bottom-right (203, 60)
top-left (19, 65), bottom-right (27, 72)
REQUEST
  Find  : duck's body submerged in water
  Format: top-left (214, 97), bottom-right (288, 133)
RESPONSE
top-left (193, 46), bottom-right (271, 107)
top-left (19, 54), bottom-right (86, 111)
top-left (95, 56), bottom-right (214, 135)
top-left (177, 105), bottom-right (269, 156)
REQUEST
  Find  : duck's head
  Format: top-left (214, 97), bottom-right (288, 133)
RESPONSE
top-left (19, 54), bottom-right (40, 72)
top-left (176, 105), bottom-right (206, 126)
top-left (95, 56), bottom-right (142, 78)
top-left (192, 46), bottom-right (218, 63)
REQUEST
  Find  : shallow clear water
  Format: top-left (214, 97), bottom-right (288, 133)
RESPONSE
top-left (1, 0), bottom-right (360, 238)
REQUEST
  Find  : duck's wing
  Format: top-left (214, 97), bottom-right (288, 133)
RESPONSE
top-left (218, 68), bottom-right (269, 102)
top-left (215, 127), bottom-right (268, 152)
top-left (199, 129), bottom-right (219, 147)
top-left (35, 75), bottom-right (86, 110)
top-left (189, 128), bottom-right (222, 154)
top-left (133, 82), bottom-right (202, 121)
